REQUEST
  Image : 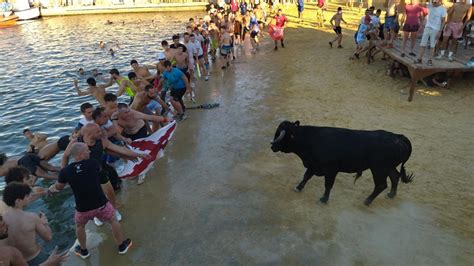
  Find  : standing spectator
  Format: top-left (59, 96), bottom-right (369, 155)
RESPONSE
top-left (400, 0), bottom-right (424, 57)
top-left (414, 0), bottom-right (446, 65)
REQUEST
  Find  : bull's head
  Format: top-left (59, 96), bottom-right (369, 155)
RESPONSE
top-left (271, 120), bottom-right (300, 153)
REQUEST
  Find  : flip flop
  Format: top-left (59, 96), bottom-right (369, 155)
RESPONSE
top-left (427, 59), bottom-right (433, 66)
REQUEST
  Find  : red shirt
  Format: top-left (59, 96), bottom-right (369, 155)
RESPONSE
top-left (274, 15), bottom-right (287, 27)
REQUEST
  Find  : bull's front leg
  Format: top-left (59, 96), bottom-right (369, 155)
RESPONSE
top-left (320, 172), bottom-right (337, 204)
top-left (294, 168), bottom-right (314, 192)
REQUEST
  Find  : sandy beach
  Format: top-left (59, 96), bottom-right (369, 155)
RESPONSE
top-left (61, 5), bottom-right (474, 265)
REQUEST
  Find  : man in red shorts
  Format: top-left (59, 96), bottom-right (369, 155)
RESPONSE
top-left (271, 9), bottom-right (288, 50)
top-left (49, 142), bottom-right (132, 259)
top-left (436, 0), bottom-right (472, 61)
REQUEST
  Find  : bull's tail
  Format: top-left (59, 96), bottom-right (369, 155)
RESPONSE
top-left (398, 134), bottom-right (414, 184)
top-left (400, 162), bottom-right (414, 183)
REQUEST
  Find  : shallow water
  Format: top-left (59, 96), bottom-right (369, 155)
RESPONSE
top-left (0, 11), bottom-right (203, 250)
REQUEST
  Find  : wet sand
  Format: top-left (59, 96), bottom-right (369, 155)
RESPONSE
top-left (66, 8), bottom-right (474, 265)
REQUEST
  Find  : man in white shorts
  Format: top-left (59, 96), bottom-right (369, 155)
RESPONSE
top-left (414, 0), bottom-right (447, 66)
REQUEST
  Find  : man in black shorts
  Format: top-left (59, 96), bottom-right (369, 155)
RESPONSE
top-left (50, 142), bottom-right (132, 259)
top-left (0, 153), bottom-right (59, 180)
top-left (329, 7), bottom-right (347, 48)
top-left (159, 60), bottom-right (191, 121)
top-left (116, 103), bottom-right (170, 140)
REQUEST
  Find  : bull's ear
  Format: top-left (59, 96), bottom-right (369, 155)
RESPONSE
top-left (294, 121), bottom-right (300, 126)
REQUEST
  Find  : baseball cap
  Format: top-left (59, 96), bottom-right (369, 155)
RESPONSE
top-left (158, 52), bottom-right (166, 60)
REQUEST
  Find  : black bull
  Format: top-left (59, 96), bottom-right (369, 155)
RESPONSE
top-left (271, 121), bottom-right (414, 206)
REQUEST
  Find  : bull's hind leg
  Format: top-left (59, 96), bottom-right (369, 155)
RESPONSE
top-left (387, 168), bottom-right (400, 199)
top-left (364, 169), bottom-right (388, 206)
top-left (320, 172), bottom-right (337, 204)
top-left (295, 169), bottom-right (314, 192)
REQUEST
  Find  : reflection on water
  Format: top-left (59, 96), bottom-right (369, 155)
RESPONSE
top-left (0, 11), bottom-right (202, 250)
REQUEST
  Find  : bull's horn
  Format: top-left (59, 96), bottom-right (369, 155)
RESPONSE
top-left (271, 130), bottom-right (286, 144)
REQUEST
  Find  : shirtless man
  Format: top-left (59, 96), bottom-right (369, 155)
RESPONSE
top-left (161, 40), bottom-right (175, 61)
top-left (2, 183), bottom-right (52, 265)
top-left (329, 7), bottom-right (347, 48)
top-left (183, 32), bottom-right (197, 101)
top-left (219, 25), bottom-right (232, 69)
top-left (92, 107), bottom-right (132, 145)
top-left (174, 46), bottom-right (190, 82)
top-left (131, 85), bottom-right (169, 132)
top-left (116, 103), bottom-right (170, 141)
top-left (383, 0), bottom-right (399, 47)
top-left (73, 77), bottom-right (113, 107)
top-left (130, 59), bottom-right (156, 83)
top-left (0, 153), bottom-right (59, 180)
top-left (22, 129), bottom-right (70, 162)
top-left (23, 129), bottom-right (48, 153)
top-left (131, 85), bottom-right (168, 115)
top-left (1, 166), bottom-right (42, 216)
top-left (436, 0), bottom-right (472, 61)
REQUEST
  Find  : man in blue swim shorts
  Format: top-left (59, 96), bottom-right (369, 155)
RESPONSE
top-left (383, 0), bottom-right (399, 47)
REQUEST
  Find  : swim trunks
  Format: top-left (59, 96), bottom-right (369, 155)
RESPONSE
top-left (333, 26), bottom-right (342, 34)
top-left (146, 100), bottom-right (162, 114)
top-left (250, 30), bottom-right (259, 38)
top-left (57, 135), bottom-right (70, 151)
top-left (122, 124), bottom-right (148, 141)
top-left (170, 87), bottom-right (186, 102)
top-left (170, 87), bottom-right (186, 113)
top-left (210, 39), bottom-right (219, 50)
top-left (75, 201), bottom-right (114, 226)
top-left (297, 4), bottom-right (304, 12)
top-left (18, 153), bottom-right (42, 175)
top-left (27, 250), bottom-right (49, 266)
top-left (177, 67), bottom-right (188, 75)
top-left (220, 45), bottom-right (232, 56)
top-left (443, 22), bottom-right (463, 39)
top-left (384, 15), bottom-right (397, 30)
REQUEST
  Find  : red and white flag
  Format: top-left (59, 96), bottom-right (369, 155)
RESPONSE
top-left (118, 121), bottom-right (177, 178)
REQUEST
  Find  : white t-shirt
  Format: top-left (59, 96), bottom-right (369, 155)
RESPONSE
top-left (184, 41), bottom-right (196, 61)
top-left (100, 119), bottom-right (114, 130)
top-left (76, 117), bottom-right (94, 130)
top-left (371, 15), bottom-right (380, 26)
top-left (425, 3), bottom-right (447, 31)
top-left (193, 39), bottom-right (204, 56)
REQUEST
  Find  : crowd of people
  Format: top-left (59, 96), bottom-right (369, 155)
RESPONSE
top-left (325, 0), bottom-right (471, 88)
top-left (0, 2), bottom-right (291, 265)
top-left (325, 0), bottom-right (472, 67)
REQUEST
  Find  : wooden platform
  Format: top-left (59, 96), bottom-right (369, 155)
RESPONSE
top-left (370, 39), bottom-right (474, 101)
